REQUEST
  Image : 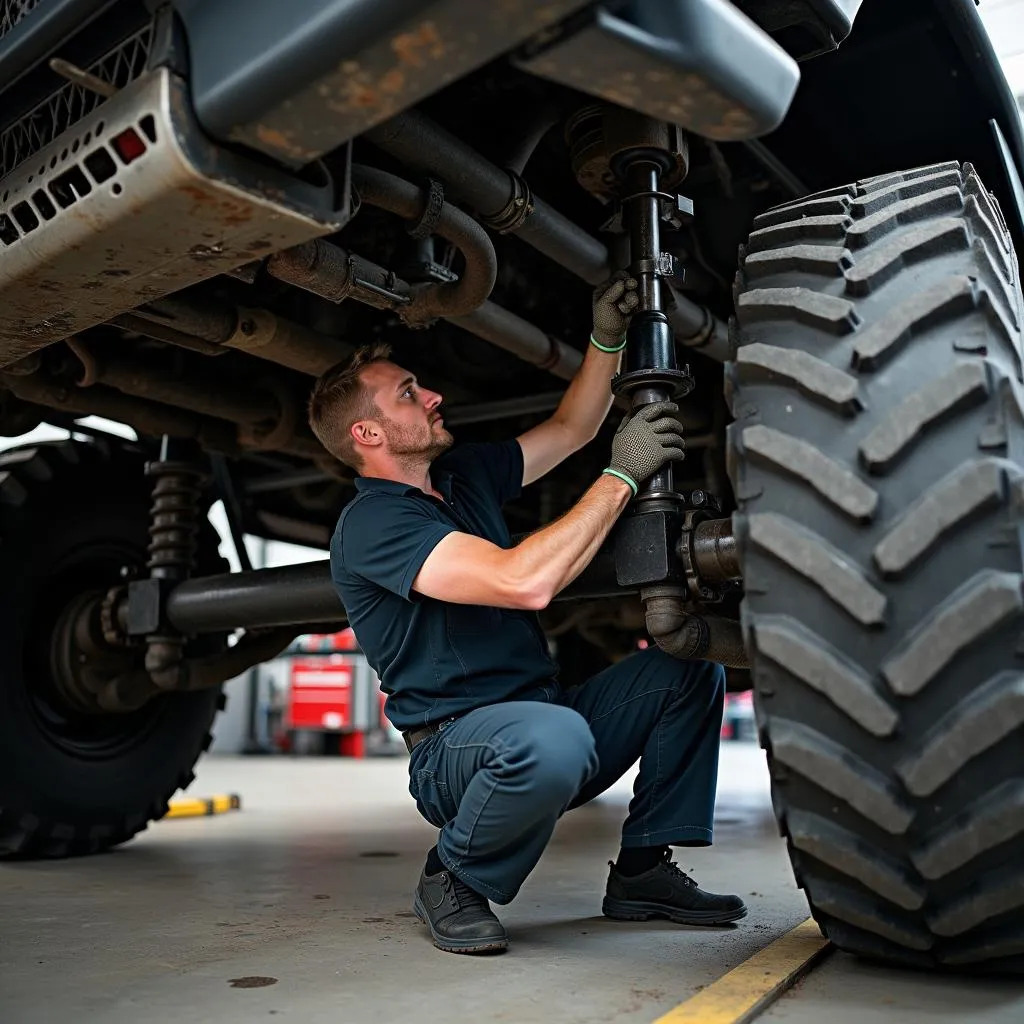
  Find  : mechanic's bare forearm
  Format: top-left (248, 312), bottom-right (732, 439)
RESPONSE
top-left (551, 343), bottom-right (621, 445)
top-left (511, 473), bottom-right (631, 608)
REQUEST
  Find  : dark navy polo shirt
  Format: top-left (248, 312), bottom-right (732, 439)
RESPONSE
top-left (330, 439), bottom-right (559, 731)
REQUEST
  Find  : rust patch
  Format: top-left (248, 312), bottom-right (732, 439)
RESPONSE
top-left (379, 69), bottom-right (405, 96)
top-left (254, 123), bottom-right (308, 161)
top-left (391, 21), bottom-right (445, 68)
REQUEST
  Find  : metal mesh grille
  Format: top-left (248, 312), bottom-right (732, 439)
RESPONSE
top-left (0, 22), bottom-right (153, 180)
top-left (1, 0), bottom-right (44, 40)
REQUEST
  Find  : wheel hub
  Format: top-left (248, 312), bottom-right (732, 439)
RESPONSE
top-left (50, 590), bottom-right (146, 715)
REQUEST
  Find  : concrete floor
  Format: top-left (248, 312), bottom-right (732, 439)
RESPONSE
top-left (2, 744), bottom-right (1023, 1024)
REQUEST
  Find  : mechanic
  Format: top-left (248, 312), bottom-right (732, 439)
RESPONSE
top-left (308, 274), bottom-right (745, 954)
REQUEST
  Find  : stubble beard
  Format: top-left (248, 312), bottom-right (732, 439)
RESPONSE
top-left (381, 415), bottom-right (453, 469)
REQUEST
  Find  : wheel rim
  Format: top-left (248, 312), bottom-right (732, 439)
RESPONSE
top-left (22, 538), bottom-right (167, 759)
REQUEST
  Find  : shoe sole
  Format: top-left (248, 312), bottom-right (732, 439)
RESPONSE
top-left (412, 893), bottom-right (509, 954)
top-left (602, 896), bottom-right (748, 926)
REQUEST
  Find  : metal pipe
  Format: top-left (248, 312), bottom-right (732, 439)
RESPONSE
top-left (366, 110), bottom-right (610, 285)
top-left (666, 297), bottom-right (732, 363)
top-left (349, 164), bottom-right (497, 324)
top-left (1, 372), bottom-right (240, 452)
top-left (77, 347), bottom-right (280, 429)
top-left (163, 539), bottom-right (646, 635)
top-left (244, 467), bottom-right (346, 495)
top-left (643, 589), bottom-right (748, 669)
top-left (267, 235), bottom-right (591, 387)
top-left (134, 294), bottom-right (236, 344)
top-left (450, 302), bottom-right (582, 382)
top-left (166, 561), bottom-right (342, 632)
top-left (112, 314), bottom-right (230, 357)
top-left (132, 296), bottom-right (354, 376)
top-left (267, 240), bottom-right (410, 311)
top-left (366, 109), bottom-right (728, 352)
top-left (444, 391), bottom-right (565, 426)
top-left (502, 108), bottom-right (561, 175)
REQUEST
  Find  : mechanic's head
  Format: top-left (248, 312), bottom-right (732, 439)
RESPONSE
top-left (308, 343), bottom-right (452, 473)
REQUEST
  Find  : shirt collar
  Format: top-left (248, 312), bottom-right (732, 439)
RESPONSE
top-left (354, 469), bottom-right (455, 501)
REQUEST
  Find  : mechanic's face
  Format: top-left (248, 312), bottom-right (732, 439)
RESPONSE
top-left (361, 361), bottom-right (453, 461)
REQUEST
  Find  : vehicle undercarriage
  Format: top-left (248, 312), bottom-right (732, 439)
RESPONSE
top-left (1, 0), bottom-right (1024, 974)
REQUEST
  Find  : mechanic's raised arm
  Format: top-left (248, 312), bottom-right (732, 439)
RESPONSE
top-left (517, 274), bottom-right (638, 487)
top-left (413, 401), bottom-right (684, 610)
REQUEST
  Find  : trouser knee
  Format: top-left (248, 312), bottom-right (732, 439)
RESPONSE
top-left (508, 708), bottom-right (597, 811)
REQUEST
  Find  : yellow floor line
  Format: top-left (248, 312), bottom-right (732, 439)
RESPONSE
top-left (651, 918), bottom-right (832, 1024)
top-left (164, 794), bottom-right (242, 819)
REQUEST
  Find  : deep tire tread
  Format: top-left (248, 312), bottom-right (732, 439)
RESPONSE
top-left (728, 161), bottom-right (1024, 972)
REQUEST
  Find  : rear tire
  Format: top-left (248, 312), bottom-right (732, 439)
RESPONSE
top-left (727, 161), bottom-right (1024, 971)
top-left (0, 438), bottom-right (228, 859)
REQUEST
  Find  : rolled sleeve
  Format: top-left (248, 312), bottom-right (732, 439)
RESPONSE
top-left (339, 496), bottom-right (458, 600)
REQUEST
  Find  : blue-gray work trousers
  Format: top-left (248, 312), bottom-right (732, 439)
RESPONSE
top-left (406, 648), bottom-right (726, 904)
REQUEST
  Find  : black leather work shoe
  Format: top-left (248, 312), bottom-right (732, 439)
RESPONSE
top-left (413, 865), bottom-right (509, 954)
top-left (602, 850), bottom-right (747, 926)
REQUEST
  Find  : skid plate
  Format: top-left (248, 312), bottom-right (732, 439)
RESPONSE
top-left (0, 67), bottom-right (347, 366)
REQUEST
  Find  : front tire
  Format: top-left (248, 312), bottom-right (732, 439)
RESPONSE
top-left (728, 161), bottom-right (1024, 971)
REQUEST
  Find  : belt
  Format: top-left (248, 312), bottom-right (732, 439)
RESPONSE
top-left (402, 716), bottom-right (459, 754)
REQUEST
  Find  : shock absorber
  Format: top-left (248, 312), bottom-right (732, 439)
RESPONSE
top-left (612, 153), bottom-right (695, 501)
top-left (569, 106), bottom-right (747, 666)
top-left (143, 436), bottom-right (207, 689)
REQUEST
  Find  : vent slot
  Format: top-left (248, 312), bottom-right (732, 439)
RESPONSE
top-left (11, 201), bottom-right (38, 232)
top-left (0, 212), bottom-right (18, 244)
top-left (84, 148), bottom-right (117, 183)
top-left (49, 164), bottom-right (92, 209)
top-left (31, 188), bottom-right (55, 220)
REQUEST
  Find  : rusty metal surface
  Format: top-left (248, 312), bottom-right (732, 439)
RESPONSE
top-left (221, 306), bottom-right (355, 376)
top-left (0, 67), bottom-right (345, 367)
top-left (515, 0), bottom-right (800, 142)
top-left (177, 0), bottom-right (594, 167)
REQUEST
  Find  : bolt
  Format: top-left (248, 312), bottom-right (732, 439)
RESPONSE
top-left (240, 319), bottom-right (256, 336)
top-left (691, 490), bottom-right (706, 506)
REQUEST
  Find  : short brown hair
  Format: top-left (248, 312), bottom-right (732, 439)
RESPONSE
top-left (308, 342), bottom-right (393, 470)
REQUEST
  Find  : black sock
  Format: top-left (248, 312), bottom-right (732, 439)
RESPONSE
top-left (425, 845), bottom-right (445, 876)
top-left (616, 845), bottom-right (668, 877)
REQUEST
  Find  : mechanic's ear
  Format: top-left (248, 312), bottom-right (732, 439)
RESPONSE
top-left (351, 420), bottom-right (384, 450)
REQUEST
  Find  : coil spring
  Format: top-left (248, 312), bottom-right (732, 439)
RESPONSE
top-left (146, 461), bottom-right (204, 579)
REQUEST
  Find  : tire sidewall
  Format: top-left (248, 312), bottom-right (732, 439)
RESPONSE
top-left (0, 443), bottom-right (223, 833)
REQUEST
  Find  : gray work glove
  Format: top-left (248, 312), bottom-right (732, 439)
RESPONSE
top-left (592, 271), bottom-right (639, 351)
top-left (604, 401), bottom-right (686, 494)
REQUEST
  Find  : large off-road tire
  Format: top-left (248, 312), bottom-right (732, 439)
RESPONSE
top-left (0, 438), bottom-right (227, 859)
top-left (727, 161), bottom-right (1024, 971)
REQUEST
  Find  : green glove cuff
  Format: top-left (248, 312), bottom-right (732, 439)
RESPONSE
top-left (602, 467), bottom-right (638, 495)
top-left (590, 332), bottom-right (627, 353)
